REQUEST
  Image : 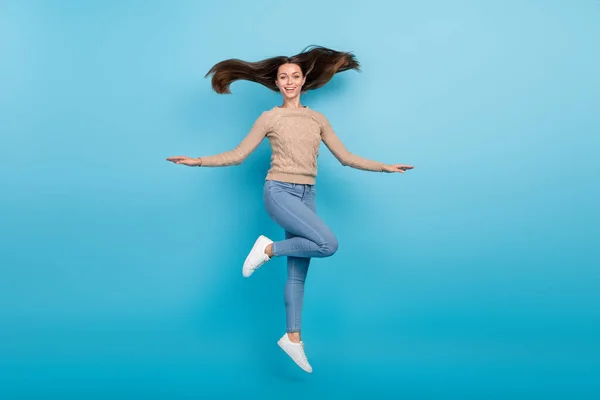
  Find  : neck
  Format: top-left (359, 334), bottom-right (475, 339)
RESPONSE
top-left (280, 97), bottom-right (303, 109)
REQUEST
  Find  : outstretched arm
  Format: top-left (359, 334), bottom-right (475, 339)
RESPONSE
top-left (319, 113), bottom-right (386, 172)
top-left (197, 112), bottom-right (270, 167)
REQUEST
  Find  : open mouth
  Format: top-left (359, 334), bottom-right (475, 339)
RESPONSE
top-left (284, 87), bottom-right (296, 93)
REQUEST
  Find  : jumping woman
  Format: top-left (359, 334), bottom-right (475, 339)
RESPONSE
top-left (166, 45), bottom-right (414, 373)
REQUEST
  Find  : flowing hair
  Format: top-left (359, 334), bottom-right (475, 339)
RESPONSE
top-left (204, 45), bottom-right (361, 94)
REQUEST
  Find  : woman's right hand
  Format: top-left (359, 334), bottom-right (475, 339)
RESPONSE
top-left (166, 156), bottom-right (202, 166)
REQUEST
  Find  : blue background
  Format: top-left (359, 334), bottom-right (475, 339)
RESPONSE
top-left (1, 0), bottom-right (599, 398)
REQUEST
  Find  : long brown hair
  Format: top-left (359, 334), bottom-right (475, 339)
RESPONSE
top-left (204, 45), bottom-right (360, 94)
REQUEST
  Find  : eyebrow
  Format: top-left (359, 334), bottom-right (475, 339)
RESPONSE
top-left (279, 72), bottom-right (301, 75)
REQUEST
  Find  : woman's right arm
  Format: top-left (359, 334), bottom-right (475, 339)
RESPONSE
top-left (168, 112), bottom-right (270, 167)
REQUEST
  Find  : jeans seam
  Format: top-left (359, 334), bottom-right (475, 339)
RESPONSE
top-left (290, 257), bottom-right (298, 331)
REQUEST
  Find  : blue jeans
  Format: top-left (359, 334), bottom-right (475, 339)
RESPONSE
top-left (263, 179), bottom-right (339, 333)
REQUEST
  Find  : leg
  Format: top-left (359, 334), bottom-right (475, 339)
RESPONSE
top-left (284, 230), bottom-right (310, 335)
top-left (244, 184), bottom-right (328, 278)
top-left (266, 183), bottom-right (316, 373)
top-left (284, 189), bottom-right (316, 340)
top-left (264, 184), bottom-right (338, 259)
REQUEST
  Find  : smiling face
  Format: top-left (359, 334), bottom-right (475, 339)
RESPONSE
top-left (275, 63), bottom-right (306, 100)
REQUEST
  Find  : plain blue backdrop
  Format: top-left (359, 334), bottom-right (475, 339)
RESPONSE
top-left (1, 0), bottom-right (599, 398)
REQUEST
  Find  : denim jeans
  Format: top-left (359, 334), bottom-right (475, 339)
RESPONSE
top-left (263, 179), bottom-right (339, 333)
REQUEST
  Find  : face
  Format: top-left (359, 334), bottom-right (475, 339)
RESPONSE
top-left (275, 63), bottom-right (306, 100)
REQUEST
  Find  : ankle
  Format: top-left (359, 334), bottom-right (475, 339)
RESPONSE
top-left (287, 332), bottom-right (301, 343)
top-left (265, 243), bottom-right (274, 257)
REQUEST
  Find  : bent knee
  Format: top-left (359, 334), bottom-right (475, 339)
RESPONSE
top-left (319, 234), bottom-right (339, 257)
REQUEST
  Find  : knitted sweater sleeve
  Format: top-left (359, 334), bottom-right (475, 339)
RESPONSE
top-left (318, 113), bottom-right (385, 172)
top-left (199, 112), bottom-right (269, 167)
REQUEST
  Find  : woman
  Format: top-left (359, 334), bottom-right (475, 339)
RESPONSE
top-left (166, 45), bottom-right (414, 373)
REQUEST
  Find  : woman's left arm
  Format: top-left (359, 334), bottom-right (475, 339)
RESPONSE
top-left (319, 113), bottom-right (413, 173)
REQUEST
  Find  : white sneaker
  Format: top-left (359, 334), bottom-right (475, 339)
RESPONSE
top-left (242, 235), bottom-right (273, 277)
top-left (277, 333), bottom-right (313, 373)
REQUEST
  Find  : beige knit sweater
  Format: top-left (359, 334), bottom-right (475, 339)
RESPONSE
top-left (198, 106), bottom-right (385, 184)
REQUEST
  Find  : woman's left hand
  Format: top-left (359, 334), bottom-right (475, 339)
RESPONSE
top-left (382, 164), bottom-right (414, 173)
